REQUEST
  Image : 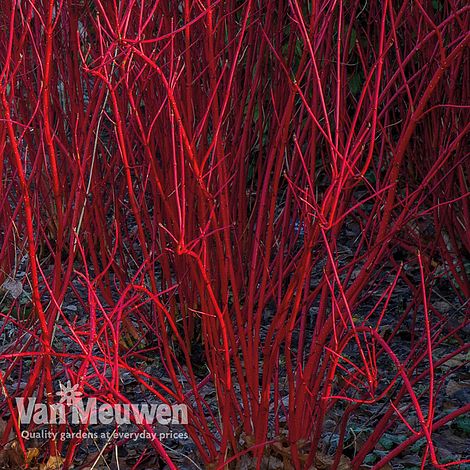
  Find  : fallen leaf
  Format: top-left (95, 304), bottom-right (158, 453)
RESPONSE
top-left (0, 440), bottom-right (25, 469)
top-left (26, 447), bottom-right (40, 464)
top-left (1, 278), bottom-right (23, 299)
top-left (314, 451), bottom-right (351, 469)
top-left (40, 455), bottom-right (65, 470)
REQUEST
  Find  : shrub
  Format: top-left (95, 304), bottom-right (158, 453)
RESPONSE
top-left (0, 0), bottom-right (468, 468)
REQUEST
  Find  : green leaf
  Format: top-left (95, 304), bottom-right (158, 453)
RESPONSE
top-left (350, 71), bottom-right (363, 97)
top-left (432, 0), bottom-right (443, 12)
top-left (349, 28), bottom-right (357, 53)
top-left (364, 453), bottom-right (377, 464)
top-left (409, 437), bottom-right (426, 453)
top-left (452, 415), bottom-right (470, 436)
top-left (378, 433), bottom-right (406, 450)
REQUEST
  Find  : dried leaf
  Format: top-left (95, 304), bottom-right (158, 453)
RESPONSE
top-left (1, 278), bottom-right (23, 299)
top-left (446, 379), bottom-right (468, 397)
top-left (26, 447), bottom-right (40, 463)
top-left (40, 455), bottom-right (65, 470)
top-left (314, 451), bottom-right (351, 469)
top-left (0, 440), bottom-right (25, 469)
top-left (443, 352), bottom-right (469, 369)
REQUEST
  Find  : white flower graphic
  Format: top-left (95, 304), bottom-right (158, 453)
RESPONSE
top-left (56, 381), bottom-right (82, 406)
